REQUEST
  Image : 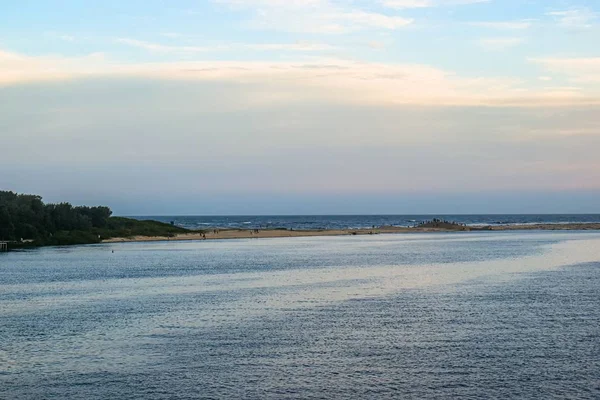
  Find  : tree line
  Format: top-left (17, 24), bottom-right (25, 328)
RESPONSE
top-left (0, 191), bottom-right (188, 247)
top-left (0, 191), bottom-right (112, 243)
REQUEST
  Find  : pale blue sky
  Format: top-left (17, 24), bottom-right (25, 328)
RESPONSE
top-left (1, 1), bottom-right (599, 214)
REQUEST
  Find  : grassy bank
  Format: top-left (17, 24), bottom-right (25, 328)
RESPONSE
top-left (8, 217), bottom-right (191, 249)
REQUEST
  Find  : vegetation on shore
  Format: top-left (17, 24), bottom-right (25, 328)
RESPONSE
top-left (414, 218), bottom-right (471, 230)
top-left (0, 191), bottom-right (189, 248)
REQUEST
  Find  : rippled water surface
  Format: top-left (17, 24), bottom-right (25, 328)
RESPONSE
top-left (1, 232), bottom-right (600, 399)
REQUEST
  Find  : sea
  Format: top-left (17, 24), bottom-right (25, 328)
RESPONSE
top-left (133, 214), bottom-right (600, 230)
top-left (1, 229), bottom-right (600, 398)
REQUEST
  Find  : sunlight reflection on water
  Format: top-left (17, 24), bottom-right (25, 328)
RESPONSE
top-left (1, 232), bottom-right (600, 399)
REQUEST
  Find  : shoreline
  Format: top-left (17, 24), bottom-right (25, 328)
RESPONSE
top-left (102, 223), bottom-right (600, 243)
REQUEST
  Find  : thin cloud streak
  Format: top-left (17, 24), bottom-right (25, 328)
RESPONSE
top-left (469, 20), bottom-right (534, 30)
top-left (547, 8), bottom-right (598, 29)
top-left (214, 0), bottom-right (413, 33)
top-left (116, 38), bottom-right (219, 53)
top-left (116, 38), bottom-right (337, 54)
top-left (381, 0), bottom-right (489, 9)
top-left (477, 37), bottom-right (524, 51)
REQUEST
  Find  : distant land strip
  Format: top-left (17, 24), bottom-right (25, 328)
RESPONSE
top-left (102, 223), bottom-right (600, 244)
top-left (3, 190), bottom-right (600, 250)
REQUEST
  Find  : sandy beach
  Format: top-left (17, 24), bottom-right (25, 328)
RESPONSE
top-left (101, 223), bottom-right (600, 243)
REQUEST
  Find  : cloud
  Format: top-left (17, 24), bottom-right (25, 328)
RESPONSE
top-left (58, 34), bottom-right (76, 42)
top-left (246, 42), bottom-right (336, 51)
top-left (116, 38), bottom-right (336, 54)
top-left (160, 32), bottom-right (184, 39)
top-left (366, 41), bottom-right (387, 49)
top-left (381, 0), bottom-right (489, 9)
top-left (0, 50), bottom-right (109, 86)
top-left (45, 32), bottom-right (77, 42)
top-left (2, 48), bottom-right (599, 107)
top-left (547, 8), bottom-right (597, 29)
top-left (340, 11), bottom-right (412, 30)
top-left (380, 0), bottom-right (432, 8)
top-left (478, 37), bottom-right (524, 51)
top-left (116, 38), bottom-right (217, 53)
top-left (531, 57), bottom-right (600, 83)
top-left (470, 20), bottom-right (533, 30)
top-left (214, 0), bottom-right (413, 33)
top-left (216, 0), bottom-right (324, 6)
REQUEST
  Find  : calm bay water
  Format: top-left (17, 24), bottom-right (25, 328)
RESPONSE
top-left (1, 231), bottom-right (600, 399)
top-left (133, 214), bottom-right (600, 230)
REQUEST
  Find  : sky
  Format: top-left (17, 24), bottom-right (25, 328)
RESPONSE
top-left (1, 0), bottom-right (599, 215)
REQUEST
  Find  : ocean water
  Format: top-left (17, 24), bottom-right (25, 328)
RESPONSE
top-left (1, 231), bottom-right (600, 399)
top-left (132, 214), bottom-right (600, 230)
